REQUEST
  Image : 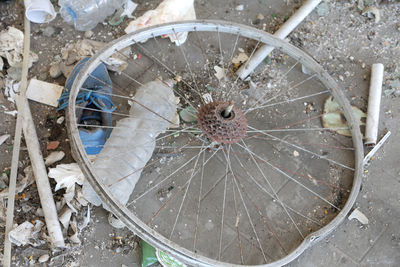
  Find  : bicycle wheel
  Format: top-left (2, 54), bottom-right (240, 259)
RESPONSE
top-left (67, 20), bottom-right (363, 266)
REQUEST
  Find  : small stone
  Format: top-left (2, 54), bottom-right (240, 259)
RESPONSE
top-left (361, 62), bottom-right (366, 69)
top-left (394, 90), bottom-right (400, 97)
top-left (349, 56), bottom-right (354, 61)
top-left (84, 31), bottom-right (94, 38)
top-left (61, 63), bottom-right (74, 78)
top-left (65, 51), bottom-right (79, 66)
top-left (7, 65), bottom-right (22, 81)
top-left (46, 141), bottom-right (60, 150)
top-left (38, 254), bottom-right (50, 263)
top-left (293, 150), bottom-right (299, 157)
top-left (57, 116), bottom-right (65, 124)
top-left (235, 4), bottom-right (244, 11)
top-left (49, 64), bottom-right (62, 79)
top-left (43, 26), bottom-right (55, 37)
top-left (316, 1), bottom-right (329, 17)
top-left (257, 13), bottom-right (264, 20)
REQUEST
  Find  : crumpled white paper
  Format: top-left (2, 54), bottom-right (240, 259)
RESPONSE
top-left (124, 0), bottom-right (196, 45)
top-left (48, 163), bottom-right (85, 203)
top-left (0, 27), bottom-right (38, 70)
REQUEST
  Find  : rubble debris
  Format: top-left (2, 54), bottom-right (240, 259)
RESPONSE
top-left (214, 66), bottom-right (226, 80)
top-left (179, 106), bottom-right (197, 122)
top-left (38, 254), bottom-right (50, 263)
top-left (0, 27), bottom-right (38, 70)
top-left (3, 77), bottom-right (19, 103)
top-left (322, 96), bottom-right (366, 137)
top-left (49, 64), bottom-right (62, 79)
top-left (362, 6), bottom-right (381, 23)
top-left (235, 5), bottom-right (244, 11)
top-left (45, 151), bottom-right (65, 166)
top-left (316, 1), bottom-right (330, 17)
top-left (0, 166), bottom-right (34, 198)
top-left (232, 52), bottom-right (249, 67)
top-left (0, 134), bottom-right (10, 146)
top-left (8, 220), bottom-right (44, 246)
top-left (125, 0), bottom-right (196, 45)
top-left (348, 208), bottom-right (369, 225)
top-left (48, 163), bottom-right (85, 203)
top-left (47, 141), bottom-right (60, 150)
top-left (56, 116), bottom-right (65, 124)
top-left (26, 79), bottom-right (64, 107)
top-left (59, 39), bottom-right (130, 73)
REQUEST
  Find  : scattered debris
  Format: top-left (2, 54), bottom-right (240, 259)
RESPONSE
top-left (57, 116), bottom-right (65, 124)
top-left (8, 220), bottom-right (44, 246)
top-left (47, 141), bottom-right (60, 150)
top-left (322, 96), bottom-right (366, 136)
top-left (0, 134), bottom-right (10, 146)
top-left (26, 79), bottom-right (64, 107)
top-left (45, 151), bottom-right (65, 166)
top-left (3, 77), bottom-right (20, 103)
top-left (59, 39), bottom-right (130, 73)
top-left (49, 63), bottom-right (62, 78)
top-left (0, 27), bottom-right (38, 70)
top-left (179, 106), bottom-right (198, 122)
top-left (125, 0), bottom-right (196, 45)
top-left (232, 52), bottom-right (249, 67)
top-left (38, 254), bottom-right (50, 263)
top-left (214, 66), bottom-right (226, 80)
top-left (235, 5), bottom-right (244, 11)
top-left (0, 166), bottom-right (34, 198)
top-left (48, 163), bottom-right (85, 203)
top-left (348, 208), bottom-right (369, 225)
top-left (362, 6), bottom-right (381, 23)
top-left (316, 1), bottom-right (330, 17)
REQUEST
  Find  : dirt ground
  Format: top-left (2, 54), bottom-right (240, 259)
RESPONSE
top-left (0, 0), bottom-right (399, 266)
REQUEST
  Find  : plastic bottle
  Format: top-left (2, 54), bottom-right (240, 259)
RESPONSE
top-left (58, 0), bottom-right (125, 31)
top-left (82, 80), bottom-right (178, 209)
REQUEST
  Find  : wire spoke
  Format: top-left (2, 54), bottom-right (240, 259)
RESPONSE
top-left (170, 142), bottom-right (206, 238)
top-left (218, 145), bottom-right (230, 260)
top-left (223, 148), bottom-right (270, 263)
top-left (239, 141), bottom-right (305, 239)
top-left (230, 148), bottom-right (322, 226)
top-left (134, 41), bottom-right (204, 101)
top-left (247, 126), bottom-right (354, 171)
top-left (237, 141), bottom-right (341, 211)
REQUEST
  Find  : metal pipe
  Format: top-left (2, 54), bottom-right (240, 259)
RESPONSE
top-left (236, 0), bottom-right (322, 80)
top-left (365, 63), bottom-right (384, 146)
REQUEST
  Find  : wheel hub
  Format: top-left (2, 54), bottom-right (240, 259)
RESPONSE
top-left (198, 101), bottom-right (247, 144)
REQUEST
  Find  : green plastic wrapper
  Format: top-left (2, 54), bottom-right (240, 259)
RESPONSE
top-left (140, 240), bottom-right (158, 267)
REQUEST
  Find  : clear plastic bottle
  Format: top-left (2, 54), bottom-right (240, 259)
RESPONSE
top-left (82, 80), bottom-right (178, 209)
top-left (58, 0), bottom-right (125, 31)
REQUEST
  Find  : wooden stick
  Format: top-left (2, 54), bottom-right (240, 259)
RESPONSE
top-left (3, 15), bottom-right (31, 267)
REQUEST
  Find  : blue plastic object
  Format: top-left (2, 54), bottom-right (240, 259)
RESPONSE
top-left (59, 57), bottom-right (115, 155)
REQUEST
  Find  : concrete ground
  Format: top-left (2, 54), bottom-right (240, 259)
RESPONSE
top-left (1, 0), bottom-right (399, 266)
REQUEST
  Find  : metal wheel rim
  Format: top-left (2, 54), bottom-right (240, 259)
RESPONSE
top-left (66, 20), bottom-right (364, 267)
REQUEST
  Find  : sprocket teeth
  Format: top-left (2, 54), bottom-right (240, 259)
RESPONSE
top-left (198, 101), bottom-right (247, 144)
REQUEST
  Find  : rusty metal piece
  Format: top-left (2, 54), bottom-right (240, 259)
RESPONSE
top-left (198, 101), bottom-right (247, 144)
